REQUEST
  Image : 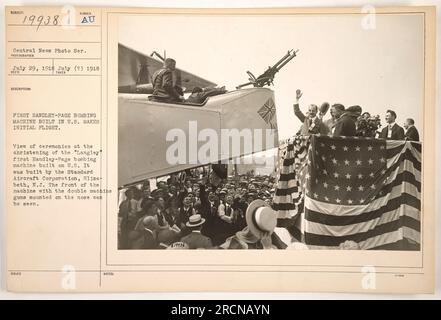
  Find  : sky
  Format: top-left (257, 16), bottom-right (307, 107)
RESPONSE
top-left (119, 13), bottom-right (424, 140)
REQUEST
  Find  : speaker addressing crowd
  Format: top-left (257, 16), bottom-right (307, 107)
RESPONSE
top-left (293, 89), bottom-right (420, 141)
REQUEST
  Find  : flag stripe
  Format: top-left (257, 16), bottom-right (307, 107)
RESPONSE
top-left (410, 142), bottom-right (422, 153)
top-left (387, 150), bottom-right (421, 176)
top-left (278, 172), bottom-right (299, 181)
top-left (359, 227), bottom-right (420, 250)
top-left (276, 179), bottom-right (301, 189)
top-left (305, 204), bottom-right (420, 236)
top-left (275, 185), bottom-right (299, 196)
top-left (307, 228), bottom-right (421, 250)
top-left (305, 195), bottom-right (420, 226)
top-left (386, 160), bottom-right (421, 185)
top-left (273, 202), bottom-right (299, 211)
top-left (387, 144), bottom-right (421, 168)
top-left (367, 233), bottom-right (420, 250)
top-left (380, 170), bottom-right (421, 194)
top-left (387, 148), bottom-right (421, 171)
top-left (304, 216), bottom-right (420, 247)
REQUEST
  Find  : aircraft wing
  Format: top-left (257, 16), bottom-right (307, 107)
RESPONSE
top-left (118, 43), bottom-right (217, 93)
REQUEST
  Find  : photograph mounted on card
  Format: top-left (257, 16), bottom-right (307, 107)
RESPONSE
top-left (5, 6), bottom-right (436, 293)
top-left (111, 9), bottom-right (424, 255)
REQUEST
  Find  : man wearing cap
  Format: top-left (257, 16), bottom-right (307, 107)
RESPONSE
top-left (380, 109), bottom-right (405, 140)
top-left (333, 105), bottom-right (362, 137)
top-left (218, 188), bottom-right (227, 203)
top-left (180, 214), bottom-right (213, 249)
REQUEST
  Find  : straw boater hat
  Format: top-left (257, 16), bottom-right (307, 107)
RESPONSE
top-left (245, 199), bottom-right (277, 238)
top-left (186, 214), bottom-right (205, 228)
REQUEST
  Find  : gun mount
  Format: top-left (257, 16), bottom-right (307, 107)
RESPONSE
top-left (236, 49), bottom-right (298, 89)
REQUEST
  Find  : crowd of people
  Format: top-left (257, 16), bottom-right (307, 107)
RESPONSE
top-left (118, 168), bottom-right (283, 250)
top-left (293, 89), bottom-right (420, 141)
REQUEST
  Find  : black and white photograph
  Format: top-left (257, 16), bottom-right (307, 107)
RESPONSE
top-left (117, 11), bottom-right (423, 251)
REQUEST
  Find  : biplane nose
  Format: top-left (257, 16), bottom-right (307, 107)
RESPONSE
top-left (118, 87), bottom-right (278, 187)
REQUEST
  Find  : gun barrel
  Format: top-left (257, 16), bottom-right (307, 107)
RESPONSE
top-left (236, 81), bottom-right (253, 89)
top-left (271, 49), bottom-right (293, 70)
top-left (236, 49), bottom-right (298, 89)
top-left (274, 51), bottom-right (297, 71)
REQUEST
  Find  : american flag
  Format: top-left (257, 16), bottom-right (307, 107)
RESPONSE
top-left (272, 135), bottom-right (421, 250)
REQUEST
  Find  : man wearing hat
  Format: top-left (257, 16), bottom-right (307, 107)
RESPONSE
top-left (180, 214), bottom-right (213, 249)
top-left (210, 163), bottom-right (227, 187)
top-left (219, 199), bottom-right (277, 249)
top-left (333, 105), bottom-right (362, 137)
top-left (218, 188), bottom-right (227, 203)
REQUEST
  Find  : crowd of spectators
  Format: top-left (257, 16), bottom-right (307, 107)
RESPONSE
top-left (118, 168), bottom-right (279, 250)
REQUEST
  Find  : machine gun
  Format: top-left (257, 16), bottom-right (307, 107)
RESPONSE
top-left (236, 49), bottom-right (298, 89)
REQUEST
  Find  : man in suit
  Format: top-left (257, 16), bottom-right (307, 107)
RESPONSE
top-left (180, 214), bottom-right (213, 249)
top-left (325, 103), bottom-right (345, 135)
top-left (379, 109), bottom-right (405, 140)
top-left (293, 89), bottom-right (329, 135)
top-left (177, 196), bottom-right (195, 227)
top-left (215, 195), bottom-right (237, 245)
top-left (198, 182), bottom-right (219, 242)
top-left (333, 105), bottom-right (361, 137)
top-left (404, 118), bottom-right (420, 141)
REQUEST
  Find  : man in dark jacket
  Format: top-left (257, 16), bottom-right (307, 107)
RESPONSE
top-left (404, 118), bottom-right (420, 141)
top-left (333, 105), bottom-right (362, 137)
top-left (379, 109), bottom-right (405, 140)
top-left (324, 103), bottom-right (345, 135)
top-left (198, 182), bottom-right (218, 241)
top-left (150, 58), bottom-right (184, 103)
